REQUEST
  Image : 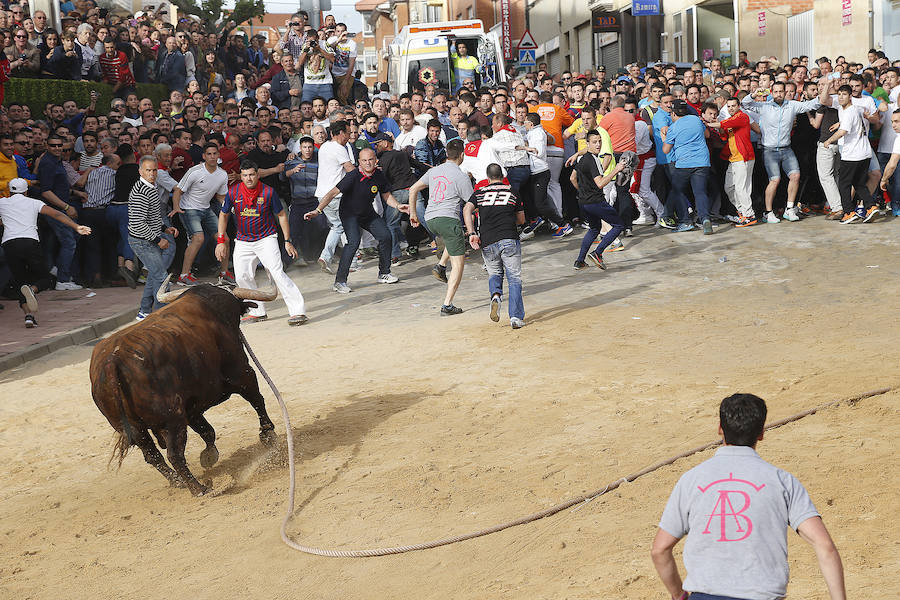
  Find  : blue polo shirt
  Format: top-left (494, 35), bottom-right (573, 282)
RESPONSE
top-left (651, 109), bottom-right (673, 165)
top-left (666, 115), bottom-right (710, 169)
top-left (38, 153), bottom-right (73, 206)
top-left (378, 117), bottom-right (401, 138)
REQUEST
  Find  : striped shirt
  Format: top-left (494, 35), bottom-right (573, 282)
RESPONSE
top-left (99, 50), bottom-right (135, 86)
top-left (83, 165), bottom-right (116, 208)
top-left (222, 182), bottom-right (283, 242)
top-left (128, 178), bottom-right (164, 241)
top-left (79, 151), bottom-right (103, 170)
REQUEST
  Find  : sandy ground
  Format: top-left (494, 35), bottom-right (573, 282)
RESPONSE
top-left (1, 217), bottom-right (898, 599)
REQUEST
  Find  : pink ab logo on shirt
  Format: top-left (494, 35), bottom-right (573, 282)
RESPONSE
top-left (698, 473), bottom-right (766, 542)
top-left (432, 176), bottom-right (449, 203)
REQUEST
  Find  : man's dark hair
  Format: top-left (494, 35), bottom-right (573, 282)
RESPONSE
top-left (240, 159), bottom-right (258, 171)
top-left (672, 101), bottom-right (690, 117)
top-left (486, 162), bottom-right (503, 180)
top-left (114, 143), bottom-right (134, 159)
top-left (719, 393), bottom-right (767, 447)
top-left (190, 125), bottom-right (205, 142)
top-left (82, 131), bottom-right (98, 141)
top-left (362, 112), bottom-right (378, 123)
top-left (837, 84), bottom-right (853, 95)
top-left (458, 92), bottom-right (477, 107)
top-left (445, 138), bottom-right (464, 160)
top-left (330, 120), bottom-right (349, 136)
top-left (427, 118), bottom-right (442, 131)
top-left (525, 113), bottom-right (541, 126)
top-left (202, 141), bottom-right (219, 153)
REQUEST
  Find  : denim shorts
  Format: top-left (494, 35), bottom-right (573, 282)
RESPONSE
top-left (180, 207), bottom-right (218, 241)
top-left (762, 147), bottom-right (800, 180)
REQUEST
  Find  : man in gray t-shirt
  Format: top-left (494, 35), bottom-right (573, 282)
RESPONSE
top-left (651, 393), bottom-right (847, 600)
top-left (408, 139), bottom-right (474, 316)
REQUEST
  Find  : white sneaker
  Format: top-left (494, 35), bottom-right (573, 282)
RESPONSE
top-left (510, 317), bottom-right (525, 329)
top-left (782, 206), bottom-right (800, 222)
top-left (55, 281), bottom-right (83, 291)
top-left (49, 266), bottom-right (58, 277)
top-left (764, 212), bottom-right (780, 224)
top-left (377, 273), bottom-right (399, 284)
top-left (632, 214), bottom-right (655, 226)
top-left (333, 282), bottom-right (352, 294)
top-left (20, 285), bottom-right (38, 313)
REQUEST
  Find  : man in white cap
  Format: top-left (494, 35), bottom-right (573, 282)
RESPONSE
top-left (0, 178), bottom-right (91, 327)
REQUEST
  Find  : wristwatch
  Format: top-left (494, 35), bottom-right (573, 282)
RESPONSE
top-left (285, 238), bottom-right (293, 245)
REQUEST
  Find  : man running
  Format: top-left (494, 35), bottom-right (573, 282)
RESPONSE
top-left (216, 160), bottom-right (308, 325)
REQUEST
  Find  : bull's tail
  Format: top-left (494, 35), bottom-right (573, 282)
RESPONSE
top-left (102, 360), bottom-right (137, 470)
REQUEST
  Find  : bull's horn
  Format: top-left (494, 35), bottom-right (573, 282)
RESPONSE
top-left (232, 286), bottom-right (278, 301)
top-left (156, 273), bottom-right (189, 304)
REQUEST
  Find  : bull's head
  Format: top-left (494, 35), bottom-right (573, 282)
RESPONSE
top-left (156, 273), bottom-right (278, 304)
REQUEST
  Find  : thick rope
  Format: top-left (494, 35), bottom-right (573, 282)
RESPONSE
top-left (240, 331), bottom-right (893, 557)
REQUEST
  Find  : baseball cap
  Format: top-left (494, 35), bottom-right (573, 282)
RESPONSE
top-left (9, 178), bottom-right (28, 194)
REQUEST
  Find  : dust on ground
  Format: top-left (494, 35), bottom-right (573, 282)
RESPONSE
top-left (1, 218), bottom-right (898, 599)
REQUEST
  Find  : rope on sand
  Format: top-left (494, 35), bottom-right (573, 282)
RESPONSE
top-left (241, 331), bottom-right (893, 558)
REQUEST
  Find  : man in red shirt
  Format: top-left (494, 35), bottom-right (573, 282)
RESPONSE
top-left (599, 95), bottom-right (638, 232)
top-left (99, 39), bottom-right (135, 99)
top-left (170, 128), bottom-right (194, 182)
top-left (709, 97), bottom-right (757, 226)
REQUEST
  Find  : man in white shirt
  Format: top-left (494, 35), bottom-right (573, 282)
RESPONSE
top-left (628, 98), bottom-right (665, 225)
top-left (169, 142), bottom-right (231, 285)
top-left (823, 85), bottom-right (877, 224)
top-left (0, 177), bottom-right (90, 328)
top-left (315, 120), bottom-right (356, 272)
top-left (521, 112), bottom-right (571, 239)
top-left (394, 109), bottom-right (427, 151)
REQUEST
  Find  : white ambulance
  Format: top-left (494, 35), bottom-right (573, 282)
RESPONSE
top-left (387, 20), bottom-right (507, 95)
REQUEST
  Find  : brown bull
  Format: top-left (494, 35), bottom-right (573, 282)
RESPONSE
top-left (90, 275), bottom-right (278, 496)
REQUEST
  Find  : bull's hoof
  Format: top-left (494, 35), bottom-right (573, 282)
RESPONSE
top-left (200, 446), bottom-right (220, 469)
top-left (191, 484), bottom-right (211, 497)
top-left (259, 428), bottom-right (277, 446)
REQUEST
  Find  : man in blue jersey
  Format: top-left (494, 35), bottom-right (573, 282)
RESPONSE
top-left (215, 160), bottom-right (308, 326)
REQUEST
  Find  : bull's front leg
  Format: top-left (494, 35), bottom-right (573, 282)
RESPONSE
top-left (237, 367), bottom-right (276, 446)
top-left (164, 424), bottom-right (209, 496)
top-left (187, 413), bottom-right (219, 469)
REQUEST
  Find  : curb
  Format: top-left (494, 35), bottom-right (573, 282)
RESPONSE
top-left (0, 307), bottom-right (136, 374)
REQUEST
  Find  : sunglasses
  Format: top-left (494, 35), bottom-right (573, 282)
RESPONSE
top-left (290, 22), bottom-right (302, 26)
top-left (49, 143), bottom-right (63, 147)
top-left (212, 119), bottom-right (224, 123)
top-left (15, 34), bottom-right (26, 38)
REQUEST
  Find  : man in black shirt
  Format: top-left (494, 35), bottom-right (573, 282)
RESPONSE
top-left (305, 148), bottom-right (409, 293)
top-left (570, 130), bottom-right (626, 270)
top-left (812, 101), bottom-right (842, 216)
top-left (464, 163), bottom-right (527, 329)
top-left (111, 143), bottom-right (141, 286)
top-left (372, 132), bottom-right (430, 261)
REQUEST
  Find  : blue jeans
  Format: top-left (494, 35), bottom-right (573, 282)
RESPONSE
top-left (762, 146), bottom-right (800, 180)
top-left (415, 190), bottom-right (433, 238)
top-left (336, 212), bottom-right (392, 284)
top-left (180, 207), bottom-right (218, 241)
top-left (506, 165), bottom-right (530, 197)
top-left (877, 151), bottom-right (900, 214)
top-left (663, 162), bottom-right (690, 224)
top-left (301, 82), bottom-right (334, 102)
top-left (385, 188), bottom-right (409, 259)
top-left (672, 166), bottom-right (711, 222)
top-left (129, 233), bottom-right (176, 314)
top-left (482, 238), bottom-right (524, 320)
top-left (46, 212), bottom-right (78, 282)
top-left (578, 201), bottom-right (624, 262)
top-left (105, 204), bottom-right (134, 261)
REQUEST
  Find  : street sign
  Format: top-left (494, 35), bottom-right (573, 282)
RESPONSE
top-left (592, 13), bottom-right (621, 32)
top-left (517, 30), bottom-right (537, 50)
top-left (518, 49), bottom-right (536, 66)
top-left (632, 0), bottom-right (661, 16)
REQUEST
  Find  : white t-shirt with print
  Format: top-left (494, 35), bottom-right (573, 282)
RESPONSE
top-left (329, 38), bottom-right (357, 77)
top-left (315, 140), bottom-right (352, 199)
top-left (304, 41), bottom-right (334, 85)
top-left (837, 104), bottom-right (872, 162)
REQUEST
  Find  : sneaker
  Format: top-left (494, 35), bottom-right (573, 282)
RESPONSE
top-left (551, 224), bottom-right (574, 238)
top-left (673, 222), bottom-right (694, 233)
top-left (241, 314), bottom-right (268, 324)
top-left (580, 221), bottom-right (590, 230)
top-left (377, 273), bottom-right (399, 284)
top-left (523, 216), bottom-right (544, 234)
top-left (135, 312), bottom-right (149, 321)
top-left (429, 242), bottom-right (438, 255)
top-left (288, 314), bottom-right (309, 326)
top-left (839, 212), bottom-right (860, 224)
top-left (587, 251), bottom-right (607, 270)
top-left (24, 314), bottom-right (37, 328)
top-left (510, 317), bottom-right (525, 329)
top-left (782, 206), bottom-right (800, 222)
top-left (763, 212), bottom-right (780, 224)
top-left (333, 282), bottom-right (352, 294)
top-left (632, 214), bottom-right (655, 226)
top-left (519, 229), bottom-right (535, 241)
top-left (657, 216), bottom-right (677, 229)
top-left (317, 258), bottom-right (333, 274)
top-left (702, 218), bottom-right (714, 235)
top-left (863, 206), bottom-right (879, 223)
top-left (855, 207), bottom-right (867, 220)
top-left (573, 260), bottom-right (587, 270)
top-left (826, 210), bottom-right (843, 220)
top-left (723, 214), bottom-right (743, 224)
top-left (405, 245), bottom-right (419, 258)
top-left (432, 264), bottom-right (448, 283)
top-left (489, 295), bottom-right (501, 322)
top-left (218, 270), bottom-right (236, 285)
top-left (735, 216), bottom-right (757, 228)
top-left (55, 281), bottom-right (83, 291)
top-left (177, 273), bottom-right (200, 286)
top-left (605, 239), bottom-right (625, 252)
top-left (118, 266), bottom-right (137, 289)
top-left (440, 304), bottom-right (463, 316)
top-left (20, 285), bottom-right (38, 314)
top-left (623, 228), bottom-right (634, 238)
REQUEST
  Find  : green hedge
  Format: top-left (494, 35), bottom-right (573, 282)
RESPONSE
top-left (4, 77), bottom-right (169, 116)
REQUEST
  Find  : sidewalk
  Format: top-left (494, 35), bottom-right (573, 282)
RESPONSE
top-left (0, 285), bottom-right (143, 372)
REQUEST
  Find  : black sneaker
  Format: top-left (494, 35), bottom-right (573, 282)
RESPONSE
top-left (432, 264), bottom-right (448, 283)
top-left (440, 304), bottom-right (463, 316)
top-left (587, 251), bottom-right (606, 270)
top-left (118, 265), bottom-right (137, 289)
top-left (573, 260), bottom-right (587, 270)
top-left (24, 314), bottom-right (37, 328)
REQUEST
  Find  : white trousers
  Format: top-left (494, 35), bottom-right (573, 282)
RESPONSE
top-left (547, 151), bottom-right (564, 215)
top-left (633, 157), bottom-right (665, 217)
top-left (816, 142), bottom-right (841, 211)
top-left (724, 159), bottom-right (755, 218)
top-left (233, 235), bottom-right (306, 318)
